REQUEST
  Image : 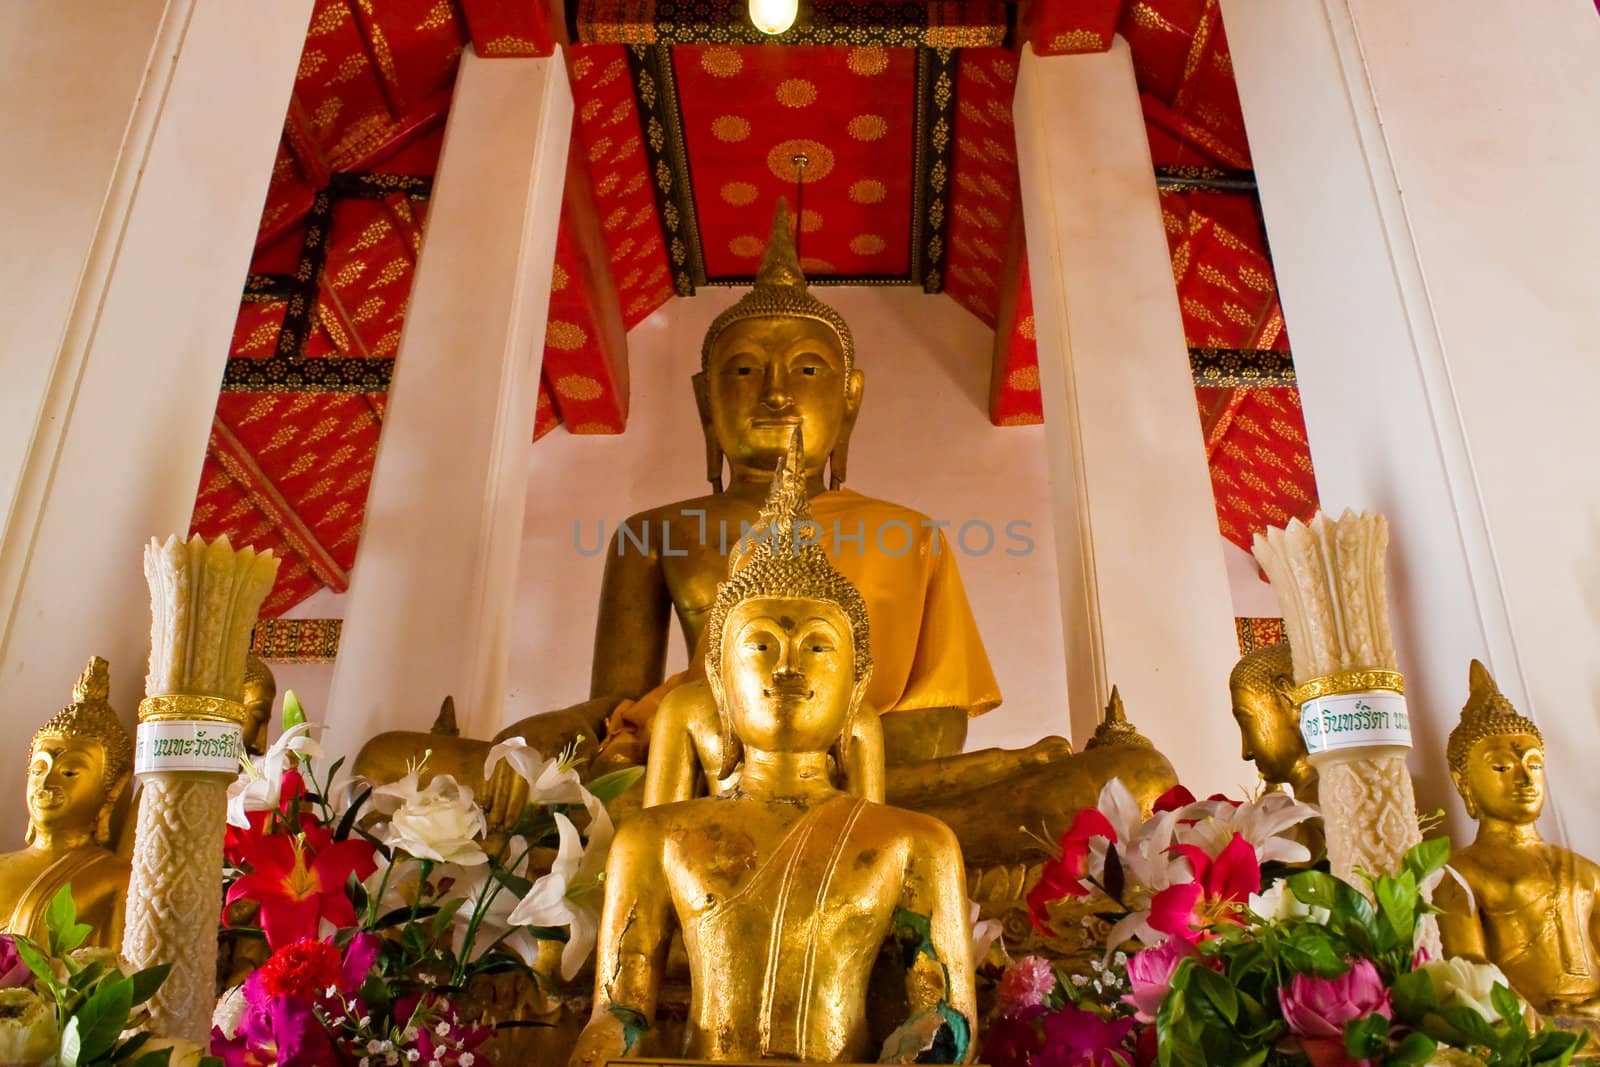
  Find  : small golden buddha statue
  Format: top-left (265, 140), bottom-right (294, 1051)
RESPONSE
top-left (356, 200), bottom-right (1176, 865)
top-left (570, 439), bottom-right (976, 1065)
top-left (1228, 643), bottom-right (1318, 802)
top-left (241, 654), bottom-right (275, 756)
top-left (1435, 660), bottom-right (1600, 1018)
top-left (0, 657), bottom-right (132, 950)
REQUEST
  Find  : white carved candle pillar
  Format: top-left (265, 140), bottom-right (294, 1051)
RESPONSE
top-left (124, 535), bottom-right (277, 1042)
top-left (1218, 0), bottom-right (1600, 852)
top-left (1012, 39), bottom-right (1247, 795)
top-left (1253, 511), bottom-right (1420, 885)
top-left (325, 49), bottom-right (573, 748)
top-left (0, 0), bottom-right (312, 839)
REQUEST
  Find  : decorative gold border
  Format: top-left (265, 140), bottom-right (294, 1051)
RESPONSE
top-left (1190, 348), bottom-right (1297, 387)
top-left (577, 1), bottom-right (1008, 47)
top-left (1234, 617), bottom-right (1286, 655)
top-left (627, 44), bottom-right (704, 296)
top-left (138, 694), bottom-right (248, 727)
top-left (912, 48), bottom-right (957, 293)
top-left (1288, 670), bottom-right (1405, 708)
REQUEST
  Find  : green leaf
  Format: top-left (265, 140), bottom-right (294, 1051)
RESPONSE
top-left (12, 936), bottom-right (56, 992)
top-left (430, 896), bottom-right (467, 939)
top-left (282, 690), bottom-right (306, 730)
top-left (112, 1029), bottom-right (153, 1063)
top-left (1375, 872), bottom-right (1418, 948)
top-left (1389, 968), bottom-right (1439, 1022)
top-left (46, 884), bottom-right (92, 957)
top-left (1286, 870), bottom-right (1341, 909)
top-left (1190, 964), bottom-right (1239, 1025)
top-left (1439, 1002), bottom-right (1498, 1048)
top-left (1490, 981), bottom-right (1522, 1026)
top-left (74, 974), bottom-right (134, 1062)
top-left (127, 963), bottom-right (171, 1008)
top-left (586, 766), bottom-right (644, 805)
top-left (1343, 1012), bottom-right (1390, 1059)
top-left (129, 1049), bottom-right (174, 1067)
top-left (1401, 838), bottom-right (1452, 885)
top-left (1389, 1031), bottom-right (1439, 1066)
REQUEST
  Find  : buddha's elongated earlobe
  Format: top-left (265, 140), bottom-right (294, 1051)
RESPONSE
top-left (831, 368), bottom-right (864, 490)
top-left (692, 371), bottom-right (724, 493)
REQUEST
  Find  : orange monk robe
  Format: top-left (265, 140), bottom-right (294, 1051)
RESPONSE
top-left (604, 488), bottom-right (1002, 745)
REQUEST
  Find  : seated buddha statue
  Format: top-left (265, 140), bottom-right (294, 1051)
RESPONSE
top-left (1435, 660), bottom-right (1600, 1019)
top-left (1228, 643), bottom-right (1318, 802)
top-left (0, 657), bottom-right (132, 950)
top-left (569, 442), bottom-right (975, 1065)
top-left (355, 200), bottom-right (1175, 865)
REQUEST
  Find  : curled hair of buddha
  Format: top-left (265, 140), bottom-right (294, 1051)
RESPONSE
top-left (1447, 659), bottom-right (1542, 783)
top-left (29, 657), bottom-right (133, 845)
top-left (1230, 642), bottom-right (1296, 702)
top-left (701, 199), bottom-right (854, 374)
top-left (705, 429), bottom-right (872, 688)
top-left (244, 653), bottom-right (275, 696)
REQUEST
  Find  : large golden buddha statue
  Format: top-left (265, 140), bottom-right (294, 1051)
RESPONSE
top-left (0, 657), bottom-right (132, 950)
top-left (570, 439), bottom-right (976, 1065)
top-left (1435, 660), bottom-right (1600, 1019)
top-left (356, 200), bottom-right (1174, 866)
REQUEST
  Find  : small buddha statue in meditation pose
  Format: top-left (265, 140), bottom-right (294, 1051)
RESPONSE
top-left (569, 440), bottom-right (976, 1065)
top-left (1228, 643), bottom-right (1318, 802)
top-left (1435, 660), bottom-right (1600, 1019)
top-left (0, 657), bottom-right (132, 949)
top-left (356, 199), bottom-right (1175, 865)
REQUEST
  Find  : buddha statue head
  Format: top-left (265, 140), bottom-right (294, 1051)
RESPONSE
top-left (696, 200), bottom-right (863, 492)
top-left (241, 654), bottom-right (276, 755)
top-left (1229, 643), bottom-right (1317, 799)
top-left (704, 430), bottom-right (873, 775)
top-left (1447, 660), bottom-right (1544, 824)
top-left (26, 657), bottom-right (133, 847)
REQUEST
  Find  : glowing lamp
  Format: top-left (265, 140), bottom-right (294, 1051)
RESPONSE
top-left (749, 0), bottom-right (797, 35)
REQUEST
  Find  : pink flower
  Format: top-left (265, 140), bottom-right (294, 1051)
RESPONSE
top-left (1122, 939), bottom-right (1196, 1022)
top-left (1037, 1004), bottom-right (1135, 1067)
top-left (0, 936), bottom-right (30, 989)
top-left (1148, 833), bottom-right (1261, 942)
top-left (1278, 959), bottom-right (1391, 1067)
top-left (997, 956), bottom-right (1058, 1016)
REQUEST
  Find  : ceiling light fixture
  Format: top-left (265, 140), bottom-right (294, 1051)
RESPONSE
top-left (749, 0), bottom-right (798, 35)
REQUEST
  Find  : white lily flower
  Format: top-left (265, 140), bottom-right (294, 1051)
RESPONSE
top-left (224, 722), bottom-right (323, 828)
top-left (1172, 792), bottom-right (1319, 866)
top-left (378, 775), bottom-right (489, 866)
top-left (449, 839), bottom-right (543, 967)
top-left (484, 737), bottom-right (614, 852)
top-left (508, 813), bottom-right (604, 980)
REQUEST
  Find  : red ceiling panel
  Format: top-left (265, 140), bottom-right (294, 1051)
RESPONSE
top-left (1200, 386), bottom-right (1319, 552)
top-left (673, 45), bottom-right (919, 279)
top-left (569, 45), bottom-right (674, 326)
top-left (304, 194), bottom-right (428, 361)
top-left (1121, 0), bottom-right (1251, 167)
top-left (945, 48), bottom-right (1020, 326)
top-left (1160, 188), bottom-right (1286, 351)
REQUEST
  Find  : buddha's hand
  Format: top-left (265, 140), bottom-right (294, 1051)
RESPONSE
top-left (483, 760), bottom-right (530, 831)
top-left (569, 1008), bottom-right (644, 1067)
top-left (1548, 994), bottom-right (1600, 1019)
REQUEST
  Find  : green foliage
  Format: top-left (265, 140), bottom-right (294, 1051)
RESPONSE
top-left (10, 885), bottom-right (188, 1066)
top-left (1152, 840), bottom-right (1587, 1067)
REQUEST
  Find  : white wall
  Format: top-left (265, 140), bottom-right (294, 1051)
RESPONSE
top-left (506, 288), bottom-right (1074, 753)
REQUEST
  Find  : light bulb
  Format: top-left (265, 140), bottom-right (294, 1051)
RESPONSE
top-left (749, 0), bottom-right (798, 35)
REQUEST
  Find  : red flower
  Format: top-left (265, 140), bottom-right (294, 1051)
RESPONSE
top-left (226, 833), bottom-right (375, 949)
top-left (1148, 833), bottom-right (1261, 942)
top-left (1153, 785), bottom-right (1197, 812)
top-left (1027, 808), bottom-right (1117, 932)
top-left (257, 938), bottom-right (343, 998)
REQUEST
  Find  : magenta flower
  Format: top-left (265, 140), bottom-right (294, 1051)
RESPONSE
top-left (1037, 1003), bottom-right (1135, 1067)
top-left (1122, 939), bottom-right (1197, 1022)
top-left (997, 956), bottom-right (1058, 1016)
top-left (0, 936), bottom-right (30, 990)
top-left (1278, 959), bottom-right (1392, 1067)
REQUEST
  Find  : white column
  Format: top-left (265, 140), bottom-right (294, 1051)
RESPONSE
top-left (1014, 40), bottom-right (1250, 796)
top-left (325, 49), bottom-right (572, 749)
top-left (1221, 0), bottom-right (1600, 851)
top-left (0, 1), bottom-right (312, 836)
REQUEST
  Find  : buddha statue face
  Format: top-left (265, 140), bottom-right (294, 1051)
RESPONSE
top-left (702, 317), bottom-right (863, 480)
top-left (27, 735), bottom-right (109, 843)
top-left (1457, 733), bottom-right (1545, 824)
top-left (717, 595), bottom-right (864, 753)
top-left (1228, 645), bottom-right (1313, 793)
top-left (241, 655), bottom-right (276, 755)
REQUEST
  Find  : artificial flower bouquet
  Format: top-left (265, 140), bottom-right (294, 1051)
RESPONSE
top-left (989, 783), bottom-right (1587, 1067)
top-left (0, 886), bottom-right (209, 1066)
top-left (214, 694), bottom-right (636, 1067)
